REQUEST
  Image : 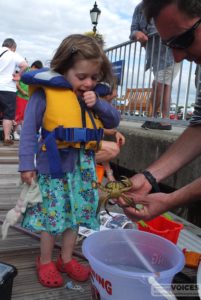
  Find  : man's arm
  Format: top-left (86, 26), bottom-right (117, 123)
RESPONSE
top-left (18, 60), bottom-right (29, 75)
top-left (129, 4), bottom-right (148, 45)
top-left (146, 125), bottom-right (201, 182)
top-left (122, 176), bottom-right (201, 222)
top-left (16, 81), bottom-right (28, 96)
top-left (118, 125), bottom-right (201, 221)
top-left (130, 6), bottom-right (141, 40)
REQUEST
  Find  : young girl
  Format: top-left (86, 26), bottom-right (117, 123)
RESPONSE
top-left (19, 34), bottom-right (120, 288)
top-left (96, 82), bottom-right (125, 182)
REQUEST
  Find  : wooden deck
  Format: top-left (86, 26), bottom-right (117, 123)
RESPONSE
top-left (0, 142), bottom-right (91, 299)
top-left (0, 142), bottom-right (201, 299)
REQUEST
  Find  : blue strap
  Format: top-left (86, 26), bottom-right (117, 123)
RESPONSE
top-left (42, 131), bottom-right (64, 179)
top-left (42, 127), bottom-right (103, 143)
top-left (41, 127), bottom-right (103, 179)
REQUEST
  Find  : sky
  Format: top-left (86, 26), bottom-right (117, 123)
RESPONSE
top-left (0, 0), bottom-right (138, 65)
top-left (0, 0), bottom-right (196, 106)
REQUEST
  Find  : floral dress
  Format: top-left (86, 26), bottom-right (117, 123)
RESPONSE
top-left (22, 149), bottom-right (99, 235)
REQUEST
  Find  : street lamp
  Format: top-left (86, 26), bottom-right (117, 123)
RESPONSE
top-left (90, 2), bottom-right (101, 35)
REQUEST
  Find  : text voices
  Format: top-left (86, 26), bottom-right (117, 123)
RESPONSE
top-left (91, 268), bottom-right (112, 295)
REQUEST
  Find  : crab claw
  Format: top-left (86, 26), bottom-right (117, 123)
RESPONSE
top-left (120, 176), bottom-right (132, 187)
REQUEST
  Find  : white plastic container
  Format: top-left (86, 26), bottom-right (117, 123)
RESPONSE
top-left (82, 229), bottom-right (184, 300)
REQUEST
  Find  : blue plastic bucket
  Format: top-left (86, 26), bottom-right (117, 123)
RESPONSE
top-left (82, 229), bottom-right (185, 300)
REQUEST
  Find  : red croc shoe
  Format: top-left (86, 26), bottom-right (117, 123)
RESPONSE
top-left (36, 256), bottom-right (63, 288)
top-left (56, 255), bottom-right (90, 282)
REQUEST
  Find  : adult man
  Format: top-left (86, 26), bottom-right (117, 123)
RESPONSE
top-left (129, 1), bottom-right (180, 130)
top-left (118, 0), bottom-right (201, 221)
top-left (0, 38), bottom-right (28, 145)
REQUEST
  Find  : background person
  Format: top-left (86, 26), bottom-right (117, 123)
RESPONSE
top-left (118, 0), bottom-right (201, 221)
top-left (19, 34), bottom-right (120, 288)
top-left (96, 82), bottom-right (125, 182)
top-left (96, 85), bottom-right (125, 205)
top-left (30, 60), bottom-right (43, 70)
top-left (14, 60), bottom-right (43, 140)
top-left (130, 1), bottom-right (180, 130)
top-left (0, 38), bottom-right (28, 145)
top-left (96, 127), bottom-right (125, 205)
top-left (96, 129), bottom-right (125, 180)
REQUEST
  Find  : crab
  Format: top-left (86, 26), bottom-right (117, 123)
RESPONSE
top-left (92, 176), bottom-right (135, 216)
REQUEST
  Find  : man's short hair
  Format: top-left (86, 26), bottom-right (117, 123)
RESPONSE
top-left (143, 0), bottom-right (201, 22)
top-left (2, 38), bottom-right (17, 49)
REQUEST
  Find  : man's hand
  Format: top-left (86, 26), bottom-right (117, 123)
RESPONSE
top-left (134, 31), bottom-right (148, 47)
top-left (120, 173), bottom-right (152, 197)
top-left (117, 173), bottom-right (152, 218)
top-left (120, 192), bottom-right (171, 222)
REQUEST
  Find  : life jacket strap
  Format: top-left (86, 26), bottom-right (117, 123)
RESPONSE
top-left (42, 127), bottom-right (104, 143)
top-left (42, 130), bottom-right (64, 179)
top-left (41, 126), bottom-right (104, 179)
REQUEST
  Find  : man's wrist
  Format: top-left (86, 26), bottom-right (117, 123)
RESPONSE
top-left (142, 170), bottom-right (160, 193)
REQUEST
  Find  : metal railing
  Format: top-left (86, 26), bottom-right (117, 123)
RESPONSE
top-left (105, 38), bottom-right (199, 126)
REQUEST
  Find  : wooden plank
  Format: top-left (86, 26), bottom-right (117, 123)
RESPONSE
top-left (0, 141), bottom-right (200, 299)
top-left (3, 249), bottom-right (91, 300)
top-left (0, 223), bottom-right (91, 300)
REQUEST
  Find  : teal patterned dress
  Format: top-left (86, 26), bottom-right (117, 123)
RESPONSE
top-left (22, 149), bottom-right (99, 235)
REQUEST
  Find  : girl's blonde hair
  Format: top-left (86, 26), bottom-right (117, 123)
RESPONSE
top-left (50, 34), bottom-right (113, 86)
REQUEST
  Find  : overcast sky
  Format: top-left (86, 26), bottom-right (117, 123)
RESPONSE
top-left (0, 0), bottom-right (139, 65)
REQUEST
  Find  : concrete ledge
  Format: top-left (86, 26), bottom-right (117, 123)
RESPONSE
top-left (109, 121), bottom-right (201, 190)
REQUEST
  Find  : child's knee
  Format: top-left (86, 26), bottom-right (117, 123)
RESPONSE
top-left (109, 143), bottom-right (120, 158)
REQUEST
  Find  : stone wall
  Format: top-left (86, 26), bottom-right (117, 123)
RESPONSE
top-left (108, 121), bottom-right (201, 190)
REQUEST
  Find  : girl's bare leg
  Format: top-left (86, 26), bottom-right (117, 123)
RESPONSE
top-left (40, 231), bottom-right (55, 264)
top-left (95, 141), bottom-right (120, 163)
top-left (61, 228), bottom-right (77, 262)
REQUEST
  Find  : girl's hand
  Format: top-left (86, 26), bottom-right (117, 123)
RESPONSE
top-left (83, 91), bottom-right (96, 107)
top-left (115, 131), bottom-right (125, 146)
top-left (21, 171), bottom-right (37, 185)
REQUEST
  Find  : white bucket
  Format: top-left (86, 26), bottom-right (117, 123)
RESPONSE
top-left (82, 229), bottom-right (185, 300)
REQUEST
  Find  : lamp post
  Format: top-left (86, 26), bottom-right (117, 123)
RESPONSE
top-left (90, 2), bottom-right (101, 35)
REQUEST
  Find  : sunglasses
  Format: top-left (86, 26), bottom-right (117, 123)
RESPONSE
top-left (162, 18), bottom-right (201, 49)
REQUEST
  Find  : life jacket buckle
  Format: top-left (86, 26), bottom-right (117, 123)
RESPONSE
top-left (73, 128), bottom-right (86, 142)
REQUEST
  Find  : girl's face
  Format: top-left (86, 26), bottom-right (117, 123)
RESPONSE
top-left (64, 59), bottom-right (101, 97)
